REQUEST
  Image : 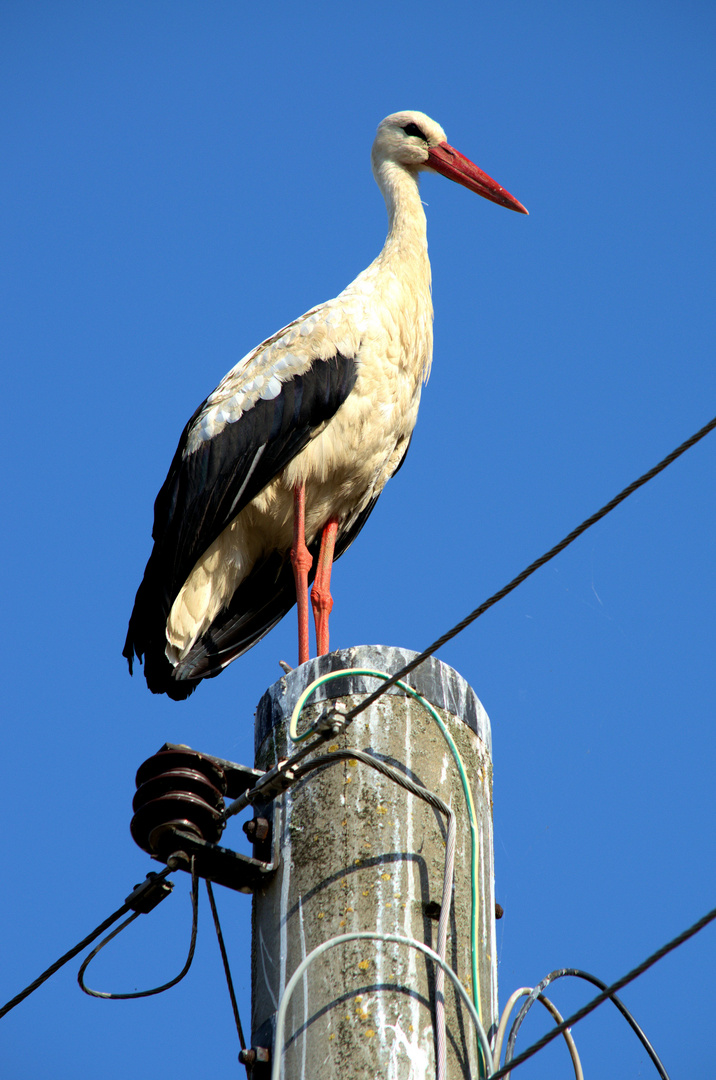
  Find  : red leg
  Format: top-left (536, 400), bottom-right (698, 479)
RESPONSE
top-left (290, 484), bottom-right (313, 665)
top-left (311, 518), bottom-right (339, 656)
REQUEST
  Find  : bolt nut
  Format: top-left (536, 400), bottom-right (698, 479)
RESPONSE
top-left (243, 817), bottom-right (270, 843)
top-left (166, 849), bottom-right (191, 872)
top-left (239, 1046), bottom-right (270, 1065)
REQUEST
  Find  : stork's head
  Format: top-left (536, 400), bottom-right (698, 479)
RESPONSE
top-left (373, 110), bottom-right (528, 215)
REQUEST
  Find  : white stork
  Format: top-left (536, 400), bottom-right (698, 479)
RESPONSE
top-left (124, 110), bottom-right (527, 699)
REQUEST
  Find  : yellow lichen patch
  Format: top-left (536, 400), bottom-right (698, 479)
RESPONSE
top-left (365, 1029), bottom-right (375, 1038)
top-left (358, 959), bottom-right (370, 970)
top-left (354, 858), bottom-right (362, 866)
top-left (340, 879), bottom-right (348, 888)
top-left (339, 919), bottom-right (346, 927)
top-left (348, 759), bottom-right (357, 767)
top-left (317, 911), bottom-right (325, 919)
top-left (328, 744), bottom-right (339, 752)
top-left (376, 805), bottom-right (387, 815)
top-left (381, 872), bottom-right (391, 880)
top-left (329, 1033), bottom-right (336, 1041)
top-left (362, 889), bottom-right (370, 897)
top-left (345, 775), bottom-right (352, 783)
top-left (341, 819), bottom-right (348, 827)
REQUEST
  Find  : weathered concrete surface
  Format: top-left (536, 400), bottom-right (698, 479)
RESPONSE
top-left (251, 645), bottom-right (495, 1079)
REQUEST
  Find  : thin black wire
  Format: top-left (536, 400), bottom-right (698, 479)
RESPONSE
top-left (504, 967), bottom-right (669, 1078)
top-left (205, 880), bottom-right (247, 1053)
top-left (78, 858), bottom-right (199, 1000)
top-left (0, 900), bottom-right (133, 1019)
top-left (489, 904), bottom-right (716, 1080)
top-left (339, 412), bottom-right (716, 730)
top-left (223, 413), bottom-right (716, 820)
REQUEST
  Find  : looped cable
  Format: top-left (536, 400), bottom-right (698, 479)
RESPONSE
top-left (503, 967), bottom-right (670, 1079)
top-left (78, 857), bottom-right (199, 1000)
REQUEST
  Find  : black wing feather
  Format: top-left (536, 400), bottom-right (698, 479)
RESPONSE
top-left (173, 434), bottom-right (414, 689)
top-left (124, 352), bottom-right (357, 696)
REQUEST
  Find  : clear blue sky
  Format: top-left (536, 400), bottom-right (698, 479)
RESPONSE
top-left (1, 2), bottom-right (714, 1076)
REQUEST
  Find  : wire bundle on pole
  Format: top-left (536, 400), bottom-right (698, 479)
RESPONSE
top-left (289, 667), bottom-right (487, 1078)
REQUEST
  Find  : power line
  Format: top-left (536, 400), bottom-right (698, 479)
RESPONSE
top-left (205, 880), bottom-right (247, 1054)
top-left (13, 416), bottom-right (705, 1050)
top-left (341, 412), bottom-right (716, 728)
top-left (503, 967), bottom-right (669, 1078)
top-left (0, 869), bottom-right (173, 1019)
top-left (0, 903), bottom-right (130, 1020)
top-left (222, 412), bottom-right (716, 819)
top-left (490, 903), bottom-right (716, 1079)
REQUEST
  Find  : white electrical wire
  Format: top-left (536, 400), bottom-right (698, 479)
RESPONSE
top-left (270, 931), bottom-right (493, 1080)
top-left (493, 986), bottom-right (583, 1080)
top-left (288, 747), bottom-right (456, 1080)
top-left (289, 666), bottom-right (485, 1053)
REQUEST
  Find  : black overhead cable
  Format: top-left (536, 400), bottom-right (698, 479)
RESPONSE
top-left (340, 412), bottom-right (716, 728)
top-left (504, 967), bottom-right (669, 1079)
top-left (490, 903), bottom-right (716, 1080)
top-left (222, 411), bottom-right (716, 824)
top-left (0, 903), bottom-right (131, 1019)
top-left (4, 415), bottom-right (714, 1060)
top-left (205, 880), bottom-right (247, 1053)
top-left (0, 868), bottom-right (174, 1019)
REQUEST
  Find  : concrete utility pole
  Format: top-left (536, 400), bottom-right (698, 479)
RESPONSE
top-left (251, 645), bottom-right (495, 1079)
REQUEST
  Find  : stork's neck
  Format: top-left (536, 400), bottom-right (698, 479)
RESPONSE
top-left (374, 160), bottom-right (430, 272)
top-left (362, 158), bottom-right (433, 385)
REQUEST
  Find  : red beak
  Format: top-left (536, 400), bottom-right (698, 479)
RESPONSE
top-left (427, 142), bottom-right (528, 215)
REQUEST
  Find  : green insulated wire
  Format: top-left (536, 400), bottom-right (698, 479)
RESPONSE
top-left (289, 667), bottom-right (485, 1074)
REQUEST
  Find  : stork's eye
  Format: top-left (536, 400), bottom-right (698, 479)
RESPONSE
top-left (402, 122), bottom-right (427, 141)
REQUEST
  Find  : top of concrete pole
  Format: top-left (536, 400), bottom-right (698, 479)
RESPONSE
top-left (255, 644), bottom-right (491, 756)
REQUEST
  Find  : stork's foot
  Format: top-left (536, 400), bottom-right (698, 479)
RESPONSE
top-left (311, 518), bottom-right (338, 655)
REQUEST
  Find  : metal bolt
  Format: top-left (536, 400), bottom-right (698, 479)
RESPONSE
top-left (495, 902), bottom-right (504, 920)
top-left (166, 850), bottom-right (191, 872)
top-left (239, 1046), bottom-right (270, 1065)
top-left (243, 817), bottom-right (270, 843)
